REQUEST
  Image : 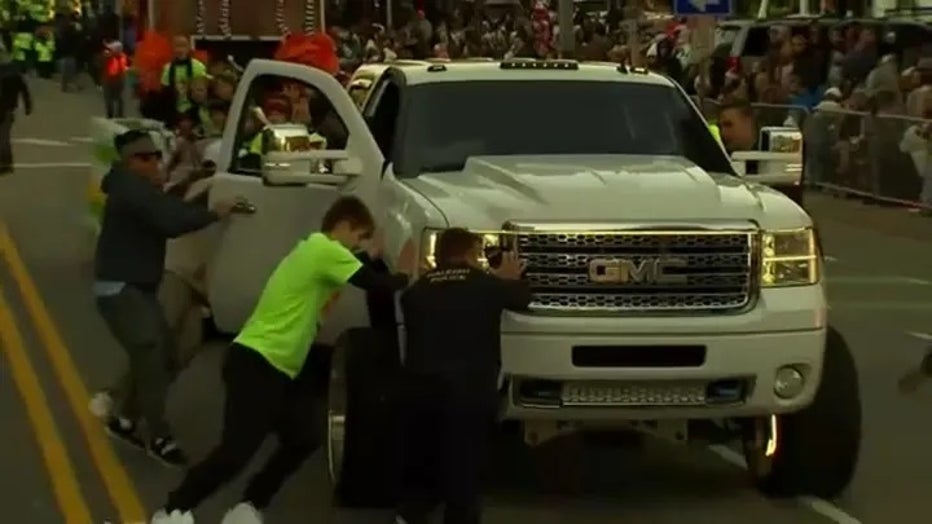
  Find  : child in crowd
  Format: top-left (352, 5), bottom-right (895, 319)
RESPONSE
top-left (166, 113), bottom-right (204, 187)
top-left (204, 100), bottom-right (230, 138)
top-left (212, 71), bottom-right (238, 102)
top-left (188, 76), bottom-right (210, 124)
top-left (102, 41), bottom-right (129, 118)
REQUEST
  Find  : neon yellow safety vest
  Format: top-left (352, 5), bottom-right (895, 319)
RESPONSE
top-left (12, 32), bottom-right (33, 60)
top-left (708, 123), bottom-right (723, 147)
top-left (248, 132), bottom-right (264, 155)
top-left (29, 3), bottom-right (50, 22)
top-left (35, 39), bottom-right (54, 62)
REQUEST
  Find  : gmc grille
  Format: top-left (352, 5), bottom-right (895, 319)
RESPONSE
top-left (512, 230), bottom-right (757, 313)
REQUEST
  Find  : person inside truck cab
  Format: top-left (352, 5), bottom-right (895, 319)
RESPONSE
top-left (235, 96), bottom-right (292, 172)
top-left (305, 86), bottom-right (348, 150)
top-left (160, 35), bottom-right (208, 125)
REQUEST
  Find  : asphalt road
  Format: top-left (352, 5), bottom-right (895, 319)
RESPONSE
top-left (1, 79), bottom-right (930, 524)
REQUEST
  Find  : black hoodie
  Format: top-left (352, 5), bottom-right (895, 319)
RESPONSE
top-left (94, 164), bottom-right (219, 291)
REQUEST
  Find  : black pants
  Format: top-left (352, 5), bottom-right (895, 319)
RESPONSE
top-left (398, 375), bottom-right (495, 524)
top-left (103, 81), bottom-right (125, 118)
top-left (165, 343), bottom-right (319, 512)
top-left (0, 111), bottom-right (13, 172)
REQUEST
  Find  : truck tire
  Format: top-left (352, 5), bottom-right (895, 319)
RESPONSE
top-left (744, 325), bottom-right (861, 499)
top-left (328, 328), bottom-right (400, 508)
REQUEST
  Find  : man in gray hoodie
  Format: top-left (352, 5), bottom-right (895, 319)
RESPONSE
top-left (93, 130), bottom-right (236, 466)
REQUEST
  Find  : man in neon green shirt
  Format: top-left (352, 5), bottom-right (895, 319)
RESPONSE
top-left (153, 196), bottom-right (415, 524)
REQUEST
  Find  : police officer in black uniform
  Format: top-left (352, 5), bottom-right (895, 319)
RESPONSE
top-left (396, 228), bottom-right (531, 524)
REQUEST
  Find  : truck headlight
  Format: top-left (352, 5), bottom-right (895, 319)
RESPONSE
top-left (761, 228), bottom-right (820, 287)
top-left (420, 228), bottom-right (509, 271)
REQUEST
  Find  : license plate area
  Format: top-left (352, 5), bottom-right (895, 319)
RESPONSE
top-left (572, 345), bottom-right (706, 367)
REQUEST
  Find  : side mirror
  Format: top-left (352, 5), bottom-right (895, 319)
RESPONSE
top-left (262, 150), bottom-right (363, 186)
top-left (730, 151), bottom-right (803, 186)
top-left (730, 127), bottom-right (803, 186)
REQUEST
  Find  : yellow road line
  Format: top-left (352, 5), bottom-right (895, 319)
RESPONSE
top-left (0, 223), bottom-right (148, 522)
top-left (0, 285), bottom-right (94, 524)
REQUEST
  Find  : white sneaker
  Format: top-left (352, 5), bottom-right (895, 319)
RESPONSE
top-left (220, 503), bottom-right (263, 524)
top-left (150, 508), bottom-right (195, 524)
top-left (88, 390), bottom-right (114, 419)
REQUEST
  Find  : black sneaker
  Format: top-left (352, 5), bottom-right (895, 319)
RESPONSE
top-left (105, 416), bottom-right (145, 449)
top-left (148, 436), bottom-right (188, 467)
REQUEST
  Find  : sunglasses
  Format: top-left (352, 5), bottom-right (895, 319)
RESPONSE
top-left (133, 151), bottom-right (163, 161)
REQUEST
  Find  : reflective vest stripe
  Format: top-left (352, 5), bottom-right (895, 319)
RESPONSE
top-left (708, 123), bottom-right (723, 146)
top-left (35, 40), bottom-right (54, 62)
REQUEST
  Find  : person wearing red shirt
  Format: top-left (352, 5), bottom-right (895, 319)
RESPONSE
top-left (102, 41), bottom-right (130, 118)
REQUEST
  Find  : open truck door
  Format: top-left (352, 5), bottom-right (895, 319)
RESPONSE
top-left (206, 60), bottom-right (383, 336)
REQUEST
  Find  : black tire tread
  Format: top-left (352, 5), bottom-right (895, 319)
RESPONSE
top-left (331, 327), bottom-right (400, 508)
top-left (756, 325), bottom-right (862, 498)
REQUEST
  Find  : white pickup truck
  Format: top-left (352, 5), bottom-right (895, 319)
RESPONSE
top-left (89, 58), bottom-right (860, 506)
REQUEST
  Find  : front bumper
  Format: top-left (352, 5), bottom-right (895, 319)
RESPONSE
top-left (499, 285), bottom-right (827, 421)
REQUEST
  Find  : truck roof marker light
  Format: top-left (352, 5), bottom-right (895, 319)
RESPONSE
top-left (500, 60), bottom-right (579, 70)
top-left (615, 64), bottom-right (648, 75)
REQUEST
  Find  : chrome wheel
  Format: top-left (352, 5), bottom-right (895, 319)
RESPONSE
top-left (327, 360), bottom-right (347, 485)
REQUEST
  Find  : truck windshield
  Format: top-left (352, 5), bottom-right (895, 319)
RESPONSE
top-left (394, 80), bottom-right (734, 177)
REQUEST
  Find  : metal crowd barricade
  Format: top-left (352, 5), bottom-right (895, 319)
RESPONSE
top-left (805, 108), bottom-right (932, 210)
top-left (753, 103), bottom-right (810, 129)
top-left (694, 97), bottom-right (720, 122)
top-left (690, 96), bottom-right (931, 210)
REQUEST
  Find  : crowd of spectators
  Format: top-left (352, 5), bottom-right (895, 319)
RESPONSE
top-left (20, 0), bottom-right (927, 209)
top-left (691, 20), bottom-right (931, 210)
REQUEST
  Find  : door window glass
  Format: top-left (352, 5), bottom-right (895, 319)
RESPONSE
top-left (230, 74), bottom-right (349, 176)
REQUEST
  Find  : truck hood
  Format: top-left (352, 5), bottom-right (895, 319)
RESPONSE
top-left (401, 155), bottom-right (808, 230)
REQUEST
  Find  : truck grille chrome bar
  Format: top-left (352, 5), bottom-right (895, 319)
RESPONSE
top-left (506, 226), bottom-right (758, 314)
